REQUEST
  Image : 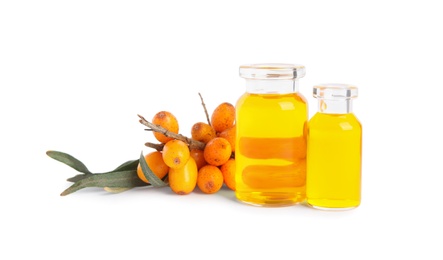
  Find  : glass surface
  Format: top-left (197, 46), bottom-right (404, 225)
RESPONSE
top-left (235, 93), bottom-right (307, 206)
top-left (306, 113), bottom-right (362, 209)
top-left (306, 84), bottom-right (362, 210)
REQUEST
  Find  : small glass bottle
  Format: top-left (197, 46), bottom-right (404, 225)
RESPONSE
top-left (235, 63), bottom-right (308, 207)
top-left (306, 84), bottom-right (362, 210)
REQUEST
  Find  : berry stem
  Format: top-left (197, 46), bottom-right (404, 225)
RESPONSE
top-left (138, 114), bottom-right (206, 150)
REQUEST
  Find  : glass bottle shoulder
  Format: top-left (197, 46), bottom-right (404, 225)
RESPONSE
top-left (236, 92), bottom-right (307, 108)
top-left (309, 112), bottom-right (361, 131)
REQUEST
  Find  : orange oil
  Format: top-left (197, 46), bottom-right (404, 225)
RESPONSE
top-left (235, 93), bottom-right (307, 206)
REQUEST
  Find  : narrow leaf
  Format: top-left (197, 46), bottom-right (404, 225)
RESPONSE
top-left (46, 150), bottom-right (92, 174)
top-left (66, 159), bottom-right (139, 182)
top-left (67, 173), bottom-right (90, 182)
top-left (139, 152), bottom-right (168, 187)
top-left (60, 170), bottom-right (147, 196)
top-left (112, 159), bottom-right (139, 172)
top-left (67, 159), bottom-right (138, 182)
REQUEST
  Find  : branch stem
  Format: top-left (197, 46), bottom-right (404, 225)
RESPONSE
top-left (138, 114), bottom-right (206, 150)
top-left (145, 142), bottom-right (164, 151)
top-left (198, 92), bottom-right (211, 126)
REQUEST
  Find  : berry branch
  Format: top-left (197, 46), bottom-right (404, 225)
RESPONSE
top-left (198, 92), bottom-right (211, 126)
top-left (144, 142), bottom-right (164, 151)
top-left (138, 114), bottom-right (206, 150)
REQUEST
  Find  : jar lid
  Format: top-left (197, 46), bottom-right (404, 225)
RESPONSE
top-left (239, 63), bottom-right (306, 80)
top-left (313, 84), bottom-right (358, 99)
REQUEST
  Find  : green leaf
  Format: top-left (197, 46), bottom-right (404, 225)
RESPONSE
top-left (66, 173), bottom-right (90, 182)
top-left (46, 150), bottom-right (92, 174)
top-left (139, 152), bottom-right (168, 187)
top-left (67, 159), bottom-right (139, 182)
top-left (112, 159), bottom-right (139, 172)
top-left (60, 170), bottom-right (148, 196)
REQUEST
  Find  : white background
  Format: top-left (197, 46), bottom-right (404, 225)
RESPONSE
top-left (1, 0), bottom-right (442, 259)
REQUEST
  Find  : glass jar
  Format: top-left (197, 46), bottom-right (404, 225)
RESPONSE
top-left (235, 63), bottom-right (308, 207)
top-left (306, 84), bottom-right (362, 210)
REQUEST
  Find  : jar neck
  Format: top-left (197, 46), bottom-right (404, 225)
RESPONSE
top-left (245, 79), bottom-right (299, 94)
top-left (318, 99), bottom-right (353, 114)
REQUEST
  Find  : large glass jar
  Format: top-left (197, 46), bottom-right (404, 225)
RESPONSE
top-left (235, 63), bottom-right (308, 207)
top-left (306, 84), bottom-right (362, 210)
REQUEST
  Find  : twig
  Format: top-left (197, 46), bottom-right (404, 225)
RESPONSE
top-left (198, 92), bottom-right (211, 126)
top-left (145, 142), bottom-right (164, 151)
top-left (138, 114), bottom-right (206, 150)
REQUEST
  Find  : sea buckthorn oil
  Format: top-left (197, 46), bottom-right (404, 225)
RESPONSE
top-left (306, 84), bottom-right (362, 210)
top-left (235, 64), bottom-right (308, 207)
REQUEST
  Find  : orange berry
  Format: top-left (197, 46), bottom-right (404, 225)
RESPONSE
top-left (191, 122), bottom-right (216, 143)
top-left (190, 149), bottom-right (207, 170)
top-left (162, 139), bottom-right (190, 169)
top-left (217, 125), bottom-right (236, 152)
top-left (169, 157), bottom-right (198, 195)
top-left (203, 137), bottom-right (232, 166)
top-left (152, 111), bottom-right (179, 143)
top-left (211, 102), bottom-right (235, 133)
top-left (197, 165), bottom-right (224, 194)
top-left (220, 158), bottom-right (236, 191)
top-left (137, 151), bottom-right (169, 184)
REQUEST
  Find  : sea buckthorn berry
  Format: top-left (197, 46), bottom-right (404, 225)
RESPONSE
top-left (190, 149), bottom-right (207, 170)
top-left (137, 151), bottom-right (169, 184)
top-left (220, 158), bottom-right (236, 191)
top-left (203, 137), bottom-right (232, 166)
top-left (197, 165), bottom-right (224, 194)
top-left (169, 157), bottom-right (198, 195)
top-left (162, 139), bottom-right (190, 169)
top-left (211, 102), bottom-right (235, 133)
top-left (217, 125), bottom-right (236, 152)
top-left (152, 111), bottom-right (179, 143)
top-left (191, 122), bottom-right (216, 143)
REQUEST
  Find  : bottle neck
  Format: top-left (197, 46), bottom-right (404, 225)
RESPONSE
top-left (245, 79), bottom-right (299, 94)
top-left (318, 99), bottom-right (353, 114)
